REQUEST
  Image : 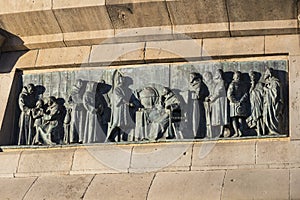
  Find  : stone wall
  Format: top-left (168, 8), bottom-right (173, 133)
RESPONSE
top-left (0, 139), bottom-right (300, 199)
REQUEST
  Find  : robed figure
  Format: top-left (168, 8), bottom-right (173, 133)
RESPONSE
top-left (246, 71), bottom-right (264, 136)
top-left (108, 72), bottom-right (135, 142)
top-left (18, 84), bottom-right (37, 145)
top-left (206, 69), bottom-right (229, 137)
top-left (189, 72), bottom-right (205, 139)
top-left (83, 81), bottom-right (104, 143)
top-left (68, 79), bottom-right (86, 143)
top-left (263, 68), bottom-right (282, 135)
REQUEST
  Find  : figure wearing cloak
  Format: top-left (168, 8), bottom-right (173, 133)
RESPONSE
top-left (83, 81), bottom-right (104, 143)
top-left (263, 68), bottom-right (282, 135)
top-left (108, 72), bottom-right (135, 142)
top-left (69, 79), bottom-right (86, 143)
top-left (189, 72), bottom-right (204, 138)
top-left (246, 71), bottom-right (264, 136)
top-left (18, 84), bottom-right (37, 145)
top-left (207, 69), bottom-right (229, 137)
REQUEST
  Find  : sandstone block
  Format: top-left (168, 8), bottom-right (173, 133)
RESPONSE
top-left (53, 0), bottom-right (105, 9)
top-left (148, 171), bottom-right (225, 200)
top-left (129, 143), bottom-right (192, 172)
top-left (265, 35), bottom-right (300, 55)
top-left (83, 173), bottom-right (154, 200)
top-left (227, 0), bottom-right (297, 22)
top-left (35, 46), bottom-right (91, 68)
top-left (290, 169), bottom-right (300, 199)
top-left (106, 1), bottom-right (171, 29)
top-left (192, 141), bottom-right (255, 170)
top-left (89, 42), bottom-right (145, 65)
top-left (53, 5), bottom-right (112, 33)
top-left (17, 149), bottom-right (74, 176)
top-left (0, 0), bottom-right (52, 14)
top-left (24, 175), bottom-right (93, 200)
top-left (202, 36), bottom-right (264, 57)
top-left (0, 177), bottom-right (36, 200)
top-left (222, 169), bottom-right (289, 200)
top-left (145, 39), bottom-right (201, 61)
top-left (256, 140), bottom-right (300, 165)
top-left (0, 11), bottom-right (61, 37)
top-left (289, 55), bottom-right (300, 139)
top-left (0, 151), bottom-right (21, 177)
top-left (71, 145), bottom-right (132, 174)
top-left (167, 0), bottom-right (228, 39)
top-left (0, 71), bottom-right (18, 145)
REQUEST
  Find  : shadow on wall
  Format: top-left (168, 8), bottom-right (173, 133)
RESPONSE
top-left (0, 29), bottom-right (26, 145)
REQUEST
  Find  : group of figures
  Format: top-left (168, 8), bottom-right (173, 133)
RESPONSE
top-left (189, 68), bottom-right (283, 139)
top-left (17, 67), bottom-right (284, 145)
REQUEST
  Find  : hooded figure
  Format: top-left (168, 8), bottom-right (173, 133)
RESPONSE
top-left (189, 72), bottom-right (205, 138)
top-left (18, 84), bottom-right (37, 145)
top-left (246, 71), bottom-right (264, 136)
top-left (108, 72), bottom-right (135, 142)
top-left (263, 68), bottom-right (282, 135)
top-left (68, 79), bottom-right (86, 143)
top-left (83, 81), bottom-right (104, 143)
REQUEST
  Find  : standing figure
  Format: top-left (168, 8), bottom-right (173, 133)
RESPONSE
top-left (18, 84), bottom-right (37, 145)
top-left (189, 72), bottom-right (203, 139)
top-left (35, 96), bottom-right (62, 145)
top-left (69, 79), bottom-right (86, 143)
top-left (83, 81), bottom-right (103, 143)
top-left (263, 68), bottom-right (282, 135)
top-left (206, 69), bottom-right (229, 137)
top-left (246, 71), bottom-right (264, 136)
top-left (203, 71), bottom-right (215, 138)
top-left (63, 104), bottom-right (72, 144)
top-left (96, 80), bottom-right (111, 138)
top-left (32, 99), bottom-right (45, 144)
top-left (108, 72), bottom-right (135, 142)
top-left (227, 71), bottom-right (248, 137)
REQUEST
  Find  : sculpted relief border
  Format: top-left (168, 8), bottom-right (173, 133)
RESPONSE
top-left (15, 56), bottom-right (289, 146)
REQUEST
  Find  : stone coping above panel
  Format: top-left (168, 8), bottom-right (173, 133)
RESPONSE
top-left (0, 0), bottom-right (299, 51)
top-left (3, 35), bottom-right (299, 73)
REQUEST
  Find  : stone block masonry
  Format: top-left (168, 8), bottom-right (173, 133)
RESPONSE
top-left (0, 139), bottom-right (298, 199)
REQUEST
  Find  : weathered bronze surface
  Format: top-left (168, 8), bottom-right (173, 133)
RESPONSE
top-left (16, 60), bottom-right (288, 145)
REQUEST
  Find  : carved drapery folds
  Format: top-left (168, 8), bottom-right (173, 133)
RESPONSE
top-left (16, 60), bottom-right (288, 145)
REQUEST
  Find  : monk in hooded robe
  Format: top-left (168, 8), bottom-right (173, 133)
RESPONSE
top-left (246, 71), bottom-right (264, 136)
top-left (263, 68), bottom-right (282, 135)
top-left (18, 84), bottom-right (37, 145)
top-left (108, 74), bottom-right (135, 142)
top-left (68, 79), bottom-right (86, 143)
top-left (83, 81), bottom-right (104, 143)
